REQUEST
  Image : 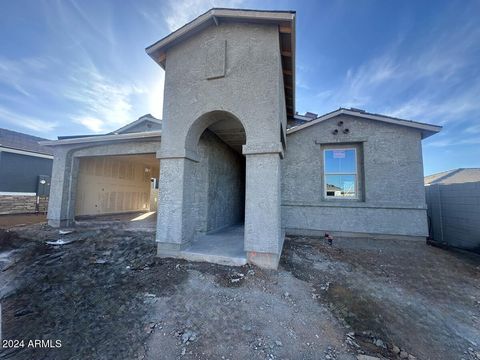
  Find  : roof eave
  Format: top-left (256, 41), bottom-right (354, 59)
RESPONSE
top-left (146, 9), bottom-right (214, 69)
top-left (286, 14), bottom-right (296, 118)
top-left (40, 131), bottom-right (162, 147)
top-left (111, 116), bottom-right (162, 135)
top-left (145, 8), bottom-right (296, 67)
top-left (145, 8), bottom-right (296, 118)
top-left (286, 108), bottom-right (442, 138)
top-left (420, 129), bottom-right (441, 140)
top-left (0, 145), bottom-right (53, 158)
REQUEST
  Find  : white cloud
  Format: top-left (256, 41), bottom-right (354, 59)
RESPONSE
top-left (73, 116), bottom-right (106, 133)
top-left (311, 18), bottom-right (480, 127)
top-left (148, 72), bottom-right (165, 120)
top-left (64, 65), bottom-right (146, 132)
top-left (0, 54), bottom-right (147, 134)
top-left (465, 124), bottom-right (480, 134)
top-left (0, 106), bottom-right (57, 133)
top-left (0, 56), bottom-right (46, 98)
top-left (343, 54), bottom-right (399, 102)
top-left (0, 0), bottom-right (252, 136)
top-left (387, 84), bottom-right (480, 124)
top-left (427, 136), bottom-right (480, 147)
top-left (141, 0), bottom-right (246, 120)
top-left (303, 18), bottom-right (480, 158)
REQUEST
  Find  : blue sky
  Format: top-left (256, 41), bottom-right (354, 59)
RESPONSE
top-left (0, 0), bottom-right (479, 175)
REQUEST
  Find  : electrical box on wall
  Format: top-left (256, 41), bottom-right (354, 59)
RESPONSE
top-left (37, 175), bottom-right (51, 196)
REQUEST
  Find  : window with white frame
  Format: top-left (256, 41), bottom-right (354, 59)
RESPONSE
top-left (323, 148), bottom-right (357, 198)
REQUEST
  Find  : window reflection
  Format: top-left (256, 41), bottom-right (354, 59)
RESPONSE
top-left (324, 149), bottom-right (357, 198)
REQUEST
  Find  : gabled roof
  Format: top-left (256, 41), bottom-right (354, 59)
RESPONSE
top-left (287, 108), bottom-right (442, 139)
top-left (145, 8), bottom-right (296, 118)
top-left (45, 114), bottom-right (162, 146)
top-left (111, 114), bottom-right (162, 134)
top-left (0, 128), bottom-right (53, 155)
top-left (425, 168), bottom-right (480, 185)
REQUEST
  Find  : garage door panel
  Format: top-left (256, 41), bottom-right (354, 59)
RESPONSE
top-left (75, 155), bottom-right (157, 216)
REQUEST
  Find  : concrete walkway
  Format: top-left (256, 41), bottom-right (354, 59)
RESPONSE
top-left (179, 224), bottom-right (246, 266)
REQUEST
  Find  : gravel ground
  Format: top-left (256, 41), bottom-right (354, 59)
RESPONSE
top-left (0, 224), bottom-right (479, 360)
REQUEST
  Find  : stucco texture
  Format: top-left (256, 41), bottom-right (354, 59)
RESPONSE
top-left (156, 21), bottom-right (286, 267)
top-left (203, 131), bottom-right (245, 232)
top-left (188, 130), bottom-right (245, 235)
top-left (160, 22), bottom-right (285, 158)
top-left (282, 114), bottom-right (428, 237)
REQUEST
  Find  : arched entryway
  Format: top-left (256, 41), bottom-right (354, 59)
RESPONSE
top-left (156, 108), bottom-right (284, 269)
top-left (182, 111), bottom-right (247, 265)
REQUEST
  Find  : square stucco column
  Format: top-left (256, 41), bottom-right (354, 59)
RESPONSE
top-left (156, 157), bottom-right (197, 256)
top-left (47, 149), bottom-right (79, 228)
top-left (243, 146), bottom-right (284, 269)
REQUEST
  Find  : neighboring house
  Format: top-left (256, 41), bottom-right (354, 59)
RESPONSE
top-left (425, 168), bottom-right (480, 185)
top-left (326, 184), bottom-right (343, 197)
top-left (42, 8), bottom-right (442, 269)
top-left (0, 128), bottom-right (53, 214)
top-left (425, 168), bottom-right (480, 252)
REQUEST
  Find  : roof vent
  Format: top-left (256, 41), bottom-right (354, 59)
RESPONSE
top-left (294, 111), bottom-right (318, 122)
top-left (304, 112), bottom-right (318, 119)
top-left (349, 107), bottom-right (366, 113)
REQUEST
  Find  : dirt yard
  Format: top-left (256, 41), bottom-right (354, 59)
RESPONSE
top-left (0, 214), bottom-right (47, 229)
top-left (1, 223), bottom-right (479, 360)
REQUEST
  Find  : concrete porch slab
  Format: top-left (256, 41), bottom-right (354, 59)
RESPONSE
top-left (178, 224), bottom-right (246, 266)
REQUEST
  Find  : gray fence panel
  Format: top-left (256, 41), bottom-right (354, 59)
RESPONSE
top-left (425, 182), bottom-right (480, 252)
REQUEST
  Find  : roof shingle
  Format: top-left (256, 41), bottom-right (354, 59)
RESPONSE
top-left (0, 128), bottom-right (53, 155)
